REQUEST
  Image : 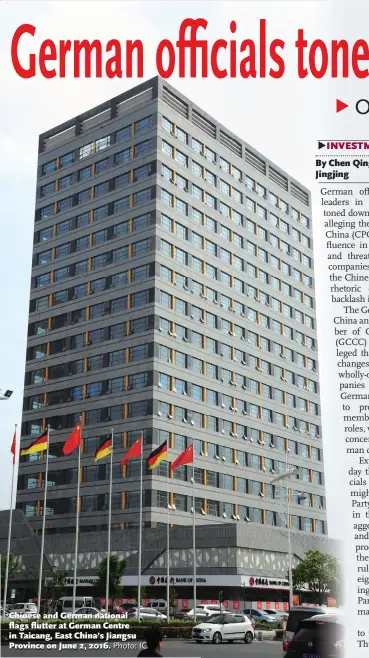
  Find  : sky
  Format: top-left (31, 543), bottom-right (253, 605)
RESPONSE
top-left (0, 0), bottom-right (361, 546)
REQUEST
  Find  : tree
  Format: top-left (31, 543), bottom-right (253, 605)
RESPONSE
top-left (1, 553), bottom-right (21, 600)
top-left (292, 550), bottom-right (341, 605)
top-left (1, 553), bottom-right (21, 582)
top-left (169, 587), bottom-right (177, 615)
top-left (97, 556), bottom-right (126, 603)
top-left (133, 585), bottom-right (149, 603)
top-left (44, 569), bottom-right (68, 601)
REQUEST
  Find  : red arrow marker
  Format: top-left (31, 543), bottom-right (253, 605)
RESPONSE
top-left (336, 99), bottom-right (348, 113)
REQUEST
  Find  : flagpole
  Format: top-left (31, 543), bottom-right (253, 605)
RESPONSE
top-left (3, 424), bottom-right (17, 618)
top-left (166, 460), bottom-right (170, 620)
top-left (192, 446), bottom-right (196, 622)
top-left (37, 426), bottom-right (50, 615)
top-left (137, 437), bottom-right (143, 621)
top-left (72, 440), bottom-right (81, 613)
top-left (105, 429), bottom-right (113, 614)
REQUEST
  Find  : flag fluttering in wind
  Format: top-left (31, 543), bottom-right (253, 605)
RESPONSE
top-left (95, 437), bottom-right (112, 462)
top-left (21, 430), bottom-right (48, 456)
top-left (10, 431), bottom-right (16, 464)
top-left (147, 441), bottom-right (168, 470)
top-left (121, 434), bottom-right (143, 466)
top-left (171, 444), bottom-right (194, 472)
top-left (63, 423), bottom-right (82, 455)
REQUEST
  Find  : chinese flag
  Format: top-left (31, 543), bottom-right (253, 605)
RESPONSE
top-left (121, 434), bottom-right (143, 466)
top-left (171, 444), bottom-right (194, 472)
top-left (11, 431), bottom-right (16, 464)
top-left (63, 423), bottom-right (82, 455)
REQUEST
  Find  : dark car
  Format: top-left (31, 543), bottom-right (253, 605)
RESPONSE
top-left (174, 608), bottom-right (191, 620)
top-left (283, 605), bottom-right (339, 654)
top-left (285, 614), bottom-right (343, 658)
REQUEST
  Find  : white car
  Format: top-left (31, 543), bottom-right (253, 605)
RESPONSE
top-left (128, 607), bottom-right (166, 620)
top-left (192, 612), bottom-right (254, 644)
top-left (185, 604), bottom-right (225, 619)
top-left (9, 602), bottom-right (38, 617)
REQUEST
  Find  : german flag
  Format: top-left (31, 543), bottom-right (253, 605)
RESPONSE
top-left (21, 430), bottom-right (48, 456)
top-left (95, 437), bottom-right (112, 462)
top-left (147, 441), bottom-right (168, 470)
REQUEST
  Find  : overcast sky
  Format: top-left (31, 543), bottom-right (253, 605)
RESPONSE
top-left (0, 0), bottom-right (362, 546)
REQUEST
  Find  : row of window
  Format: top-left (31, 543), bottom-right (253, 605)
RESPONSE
top-left (40, 160), bottom-right (154, 220)
top-left (41, 116), bottom-right (153, 176)
top-left (18, 492), bottom-right (324, 534)
top-left (27, 290), bottom-right (153, 360)
top-left (25, 369), bottom-right (150, 410)
top-left (161, 116), bottom-right (310, 218)
top-left (26, 344), bottom-right (150, 386)
top-left (156, 399), bottom-right (320, 439)
top-left (40, 138), bottom-right (153, 198)
top-left (158, 366), bottom-right (318, 414)
top-left (18, 463), bottom-right (323, 511)
top-left (160, 161), bottom-right (312, 264)
top-left (160, 196), bottom-right (313, 287)
top-left (160, 255), bottom-right (315, 334)
top-left (161, 137), bottom-right (311, 242)
top-left (158, 296), bottom-right (317, 370)
top-left (36, 205), bottom-right (152, 249)
top-left (159, 271), bottom-right (315, 359)
top-left (21, 399), bottom-right (151, 436)
top-left (159, 263), bottom-right (313, 333)
top-left (161, 209), bottom-right (313, 294)
top-left (38, 180), bottom-right (153, 223)
top-left (34, 266), bottom-right (154, 314)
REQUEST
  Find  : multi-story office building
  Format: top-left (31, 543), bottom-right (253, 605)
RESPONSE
top-left (17, 77), bottom-right (326, 543)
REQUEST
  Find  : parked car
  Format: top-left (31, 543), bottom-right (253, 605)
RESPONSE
top-left (285, 613), bottom-right (343, 657)
top-left (263, 608), bottom-right (289, 622)
top-left (185, 604), bottom-right (225, 619)
top-left (283, 605), bottom-right (340, 655)
top-left (192, 612), bottom-right (254, 644)
top-left (174, 608), bottom-right (191, 620)
top-left (243, 608), bottom-right (277, 624)
top-left (72, 607), bottom-right (107, 618)
top-left (128, 607), bottom-right (166, 620)
top-left (146, 599), bottom-right (167, 612)
top-left (9, 602), bottom-right (38, 617)
top-left (56, 596), bottom-right (96, 614)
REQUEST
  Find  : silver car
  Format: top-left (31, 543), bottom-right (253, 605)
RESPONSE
top-left (128, 607), bottom-right (166, 620)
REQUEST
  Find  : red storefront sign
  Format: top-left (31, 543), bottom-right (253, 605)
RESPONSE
top-left (293, 595), bottom-right (300, 607)
top-left (211, 600), bottom-right (218, 604)
top-left (265, 601), bottom-right (271, 609)
top-left (200, 600), bottom-right (207, 604)
top-left (232, 601), bottom-right (240, 610)
top-left (182, 600), bottom-right (188, 609)
top-left (174, 600), bottom-right (178, 607)
top-left (283, 602), bottom-right (289, 611)
top-left (275, 602), bottom-right (280, 610)
top-left (257, 601), bottom-right (262, 609)
top-left (223, 600), bottom-right (228, 609)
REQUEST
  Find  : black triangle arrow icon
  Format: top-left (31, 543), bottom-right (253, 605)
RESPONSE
top-left (318, 141), bottom-right (325, 149)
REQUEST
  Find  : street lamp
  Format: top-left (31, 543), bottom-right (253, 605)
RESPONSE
top-left (0, 390), bottom-right (13, 401)
top-left (270, 455), bottom-right (300, 611)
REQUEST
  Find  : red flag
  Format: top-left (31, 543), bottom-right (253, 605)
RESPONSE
top-left (121, 435), bottom-right (142, 466)
top-left (171, 444), bottom-right (194, 472)
top-left (11, 431), bottom-right (16, 464)
top-left (63, 423), bottom-right (82, 455)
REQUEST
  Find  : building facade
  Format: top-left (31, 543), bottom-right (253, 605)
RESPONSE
top-left (17, 77), bottom-right (325, 543)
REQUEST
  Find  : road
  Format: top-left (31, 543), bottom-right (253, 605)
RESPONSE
top-left (2, 640), bottom-right (282, 658)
